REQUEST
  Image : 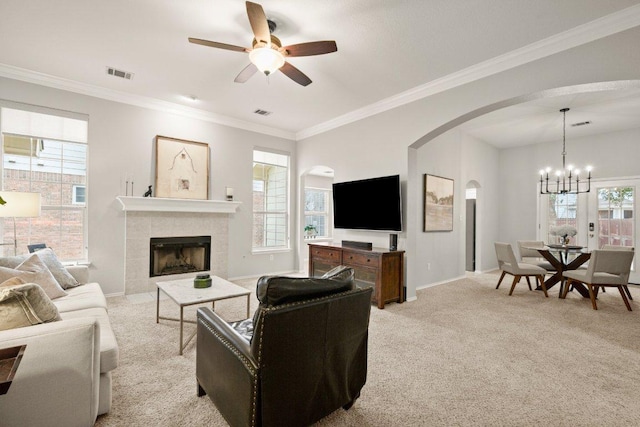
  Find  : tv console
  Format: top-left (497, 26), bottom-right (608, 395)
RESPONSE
top-left (308, 242), bottom-right (404, 309)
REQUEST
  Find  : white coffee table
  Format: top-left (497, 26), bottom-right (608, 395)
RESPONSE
top-left (156, 276), bottom-right (251, 355)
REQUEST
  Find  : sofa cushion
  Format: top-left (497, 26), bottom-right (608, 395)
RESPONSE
top-left (0, 250), bottom-right (80, 289)
top-left (60, 307), bottom-right (119, 373)
top-left (33, 248), bottom-right (80, 289)
top-left (0, 254), bottom-right (67, 299)
top-left (53, 283), bottom-right (107, 313)
top-left (0, 256), bottom-right (25, 269)
top-left (0, 282), bottom-right (62, 331)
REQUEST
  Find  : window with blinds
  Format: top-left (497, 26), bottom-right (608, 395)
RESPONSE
top-left (0, 107), bottom-right (88, 260)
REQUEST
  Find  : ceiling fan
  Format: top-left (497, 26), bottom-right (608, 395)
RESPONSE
top-left (188, 1), bottom-right (337, 87)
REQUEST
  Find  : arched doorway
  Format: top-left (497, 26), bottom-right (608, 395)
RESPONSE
top-left (465, 180), bottom-right (480, 272)
top-left (298, 165), bottom-right (334, 273)
top-left (406, 80), bottom-right (640, 298)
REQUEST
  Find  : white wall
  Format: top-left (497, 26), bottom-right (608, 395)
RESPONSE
top-left (298, 26), bottom-right (640, 301)
top-left (0, 77), bottom-right (296, 295)
top-left (3, 26), bottom-right (640, 297)
top-left (461, 133), bottom-right (500, 273)
top-left (498, 127), bottom-right (640, 249)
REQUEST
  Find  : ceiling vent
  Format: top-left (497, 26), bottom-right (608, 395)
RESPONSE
top-left (106, 66), bottom-right (134, 80)
top-left (253, 109), bottom-right (272, 116)
top-left (571, 121), bottom-right (591, 127)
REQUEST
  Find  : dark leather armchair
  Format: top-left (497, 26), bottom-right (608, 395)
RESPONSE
top-left (196, 266), bottom-right (373, 427)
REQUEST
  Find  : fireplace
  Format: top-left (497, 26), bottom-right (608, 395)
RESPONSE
top-left (149, 236), bottom-right (211, 277)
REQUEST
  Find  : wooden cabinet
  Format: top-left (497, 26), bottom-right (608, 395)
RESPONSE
top-left (308, 242), bottom-right (404, 309)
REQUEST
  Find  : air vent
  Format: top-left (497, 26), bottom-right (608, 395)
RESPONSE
top-left (571, 121), bottom-right (591, 127)
top-left (106, 66), bottom-right (134, 80)
top-left (253, 109), bottom-right (272, 116)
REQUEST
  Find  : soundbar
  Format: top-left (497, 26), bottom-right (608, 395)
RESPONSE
top-left (341, 240), bottom-right (373, 250)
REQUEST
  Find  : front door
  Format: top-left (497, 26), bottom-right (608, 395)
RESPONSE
top-left (587, 180), bottom-right (638, 283)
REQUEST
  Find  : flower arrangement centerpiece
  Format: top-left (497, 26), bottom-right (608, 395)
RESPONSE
top-left (550, 225), bottom-right (577, 245)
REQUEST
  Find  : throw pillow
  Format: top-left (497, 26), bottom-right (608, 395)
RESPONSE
top-left (0, 253), bottom-right (67, 300)
top-left (0, 283), bottom-right (61, 331)
top-left (0, 255), bottom-right (26, 269)
top-left (34, 248), bottom-right (80, 289)
top-left (0, 276), bottom-right (26, 288)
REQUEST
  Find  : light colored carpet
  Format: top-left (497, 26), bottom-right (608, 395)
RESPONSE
top-left (95, 274), bottom-right (640, 426)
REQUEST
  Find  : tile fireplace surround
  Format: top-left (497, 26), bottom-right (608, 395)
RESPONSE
top-left (118, 197), bottom-right (239, 295)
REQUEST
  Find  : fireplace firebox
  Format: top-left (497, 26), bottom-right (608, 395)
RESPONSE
top-left (149, 236), bottom-right (211, 277)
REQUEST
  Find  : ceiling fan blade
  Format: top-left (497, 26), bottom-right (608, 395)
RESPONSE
top-left (246, 1), bottom-right (270, 44)
top-left (234, 63), bottom-right (258, 83)
top-left (284, 41), bottom-right (338, 57)
top-left (188, 38), bottom-right (248, 53)
top-left (280, 61), bottom-right (312, 87)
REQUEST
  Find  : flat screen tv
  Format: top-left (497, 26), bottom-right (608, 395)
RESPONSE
top-left (332, 174), bottom-right (402, 231)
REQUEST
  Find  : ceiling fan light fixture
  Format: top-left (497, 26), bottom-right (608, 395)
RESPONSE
top-left (249, 47), bottom-right (285, 76)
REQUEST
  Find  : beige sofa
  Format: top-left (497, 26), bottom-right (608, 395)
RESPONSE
top-left (0, 264), bottom-right (118, 427)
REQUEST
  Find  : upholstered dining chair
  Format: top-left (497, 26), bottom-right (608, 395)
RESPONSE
top-left (516, 240), bottom-right (555, 271)
top-left (598, 245), bottom-right (634, 301)
top-left (495, 242), bottom-right (548, 297)
top-left (562, 249), bottom-right (635, 311)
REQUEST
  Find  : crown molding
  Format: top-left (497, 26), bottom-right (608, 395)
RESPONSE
top-left (1, 4), bottom-right (639, 143)
top-left (296, 4), bottom-right (640, 141)
top-left (0, 64), bottom-right (297, 141)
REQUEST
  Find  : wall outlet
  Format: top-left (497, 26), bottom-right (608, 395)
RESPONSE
top-left (269, 254), bottom-right (274, 261)
top-left (427, 262), bottom-right (431, 270)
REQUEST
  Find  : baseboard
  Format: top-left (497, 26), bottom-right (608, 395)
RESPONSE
top-left (416, 274), bottom-right (467, 291)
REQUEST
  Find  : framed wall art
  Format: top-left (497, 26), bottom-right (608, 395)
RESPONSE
top-left (424, 174), bottom-right (454, 232)
top-left (155, 135), bottom-right (209, 200)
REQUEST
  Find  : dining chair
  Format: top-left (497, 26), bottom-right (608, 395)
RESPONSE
top-left (494, 242), bottom-right (548, 297)
top-left (599, 245), bottom-right (634, 301)
top-left (516, 240), bottom-right (555, 271)
top-left (562, 249), bottom-right (635, 311)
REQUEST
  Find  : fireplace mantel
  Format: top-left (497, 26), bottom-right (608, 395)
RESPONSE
top-left (116, 196), bottom-right (241, 213)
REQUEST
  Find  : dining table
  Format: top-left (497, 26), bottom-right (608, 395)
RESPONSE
top-left (530, 244), bottom-right (591, 298)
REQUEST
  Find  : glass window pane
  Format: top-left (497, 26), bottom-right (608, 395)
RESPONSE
top-left (1, 130), bottom-right (87, 260)
top-left (252, 150), bottom-right (289, 249)
top-left (597, 187), bottom-right (634, 248)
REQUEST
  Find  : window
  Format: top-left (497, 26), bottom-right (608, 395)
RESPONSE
top-left (1, 107), bottom-right (88, 260)
top-left (304, 188), bottom-right (330, 238)
top-left (597, 187), bottom-right (634, 247)
top-left (252, 150), bottom-right (289, 250)
top-left (547, 193), bottom-right (578, 244)
top-left (73, 185), bottom-right (86, 204)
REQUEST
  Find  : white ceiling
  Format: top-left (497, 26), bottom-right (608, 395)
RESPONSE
top-left (1, 0), bottom-right (640, 144)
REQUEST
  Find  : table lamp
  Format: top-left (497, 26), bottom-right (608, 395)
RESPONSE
top-left (0, 191), bottom-right (41, 255)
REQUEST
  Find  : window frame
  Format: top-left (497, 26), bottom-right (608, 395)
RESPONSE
top-left (0, 104), bottom-right (88, 262)
top-left (304, 186), bottom-right (331, 239)
top-left (252, 148), bottom-right (291, 253)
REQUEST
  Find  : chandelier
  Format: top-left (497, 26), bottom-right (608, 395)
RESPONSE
top-left (539, 108), bottom-right (592, 195)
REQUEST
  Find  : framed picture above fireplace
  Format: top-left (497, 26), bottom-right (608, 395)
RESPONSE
top-left (155, 135), bottom-right (209, 200)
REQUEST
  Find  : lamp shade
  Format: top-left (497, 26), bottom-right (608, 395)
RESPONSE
top-left (249, 47), bottom-right (285, 75)
top-left (0, 192), bottom-right (41, 217)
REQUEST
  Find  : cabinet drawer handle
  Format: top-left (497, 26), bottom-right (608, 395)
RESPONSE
top-left (349, 256), bottom-right (353, 260)
top-left (367, 259), bottom-right (371, 262)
